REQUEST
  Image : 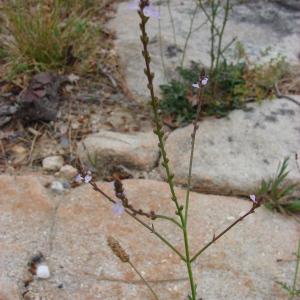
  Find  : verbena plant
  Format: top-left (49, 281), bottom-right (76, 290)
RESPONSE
top-left (76, 1), bottom-right (263, 299)
top-left (2, 0), bottom-right (96, 77)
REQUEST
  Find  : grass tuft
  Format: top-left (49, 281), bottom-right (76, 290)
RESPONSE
top-left (1, 0), bottom-right (98, 78)
top-left (257, 158), bottom-right (300, 215)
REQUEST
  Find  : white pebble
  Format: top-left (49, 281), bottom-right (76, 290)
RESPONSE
top-left (50, 181), bottom-right (64, 194)
top-left (36, 264), bottom-right (50, 279)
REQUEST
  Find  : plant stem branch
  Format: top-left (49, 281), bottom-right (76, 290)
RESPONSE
top-left (167, 0), bottom-right (177, 46)
top-left (215, 0), bottom-right (230, 71)
top-left (191, 205), bottom-right (257, 263)
top-left (180, 1), bottom-right (199, 68)
top-left (184, 87), bottom-right (204, 223)
top-left (198, 0), bottom-right (221, 36)
top-left (155, 214), bottom-right (183, 229)
top-left (220, 37), bottom-right (237, 56)
top-left (209, 0), bottom-right (217, 77)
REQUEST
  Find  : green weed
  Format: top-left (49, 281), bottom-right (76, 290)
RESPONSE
top-left (159, 80), bottom-right (195, 124)
top-left (159, 55), bottom-right (289, 124)
top-left (257, 158), bottom-right (300, 215)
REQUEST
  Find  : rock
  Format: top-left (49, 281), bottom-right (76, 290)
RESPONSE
top-left (36, 264), bottom-right (50, 279)
top-left (59, 165), bottom-right (78, 180)
top-left (0, 175), bottom-right (299, 299)
top-left (77, 130), bottom-right (159, 176)
top-left (109, 0), bottom-right (300, 101)
top-left (50, 181), bottom-right (65, 194)
top-left (160, 98), bottom-right (300, 195)
top-left (42, 155), bottom-right (64, 172)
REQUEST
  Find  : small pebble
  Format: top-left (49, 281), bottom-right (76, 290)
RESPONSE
top-left (50, 181), bottom-right (64, 194)
top-left (42, 156), bottom-right (64, 172)
top-left (36, 264), bottom-right (50, 279)
top-left (59, 165), bottom-right (77, 179)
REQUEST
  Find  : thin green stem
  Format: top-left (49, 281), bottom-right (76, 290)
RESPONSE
top-left (167, 0), bottom-right (177, 46)
top-left (129, 261), bottom-right (159, 300)
top-left (219, 36), bottom-right (237, 56)
top-left (209, 0), bottom-right (217, 77)
top-left (90, 181), bottom-right (186, 262)
top-left (215, 0), bottom-right (230, 71)
top-left (183, 227), bottom-right (197, 299)
top-left (180, 1), bottom-right (199, 68)
top-left (191, 206), bottom-right (257, 263)
top-left (191, 20), bottom-right (207, 34)
top-left (291, 238), bottom-right (300, 298)
top-left (155, 214), bottom-right (183, 229)
top-left (184, 87), bottom-right (204, 223)
top-left (198, 0), bottom-right (221, 36)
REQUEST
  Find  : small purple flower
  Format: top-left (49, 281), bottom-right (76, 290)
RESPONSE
top-left (84, 173), bottom-right (92, 183)
top-left (201, 77), bottom-right (209, 86)
top-left (75, 174), bottom-right (83, 183)
top-left (75, 171), bottom-right (92, 184)
top-left (250, 194), bottom-right (257, 203)
top-left (112, 200), bottom-right (125, 216)
top-left (128, 0), bottom-right (160, 19)
top-left (192, 77), bottom-right (209, 88)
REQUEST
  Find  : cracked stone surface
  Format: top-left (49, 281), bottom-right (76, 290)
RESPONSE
top-left (0, 175), bottom-right (59, 299)
top-left (160, 97), bottom-right (300, 196)
top-left (109, 0), bottom-right (300, 101)
top-left (0, 175), bottom-right (299, 299)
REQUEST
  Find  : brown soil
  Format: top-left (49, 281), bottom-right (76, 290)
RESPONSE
top-left (0, 0), bottom-right (153, 176)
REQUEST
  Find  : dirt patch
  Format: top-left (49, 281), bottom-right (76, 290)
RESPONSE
top-left (0, 0), bottom-right (153, 177)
